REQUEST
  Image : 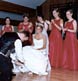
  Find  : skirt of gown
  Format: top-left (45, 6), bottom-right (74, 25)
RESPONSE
top-left (49, 28), bottom-right (63, 68)
top-left (23, 46), bottom-right (50, 75)
top-left (62, 32), bottom-right (78, 70)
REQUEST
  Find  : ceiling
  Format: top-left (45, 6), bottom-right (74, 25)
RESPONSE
top-left (3, 0), bottom-right (46, 9)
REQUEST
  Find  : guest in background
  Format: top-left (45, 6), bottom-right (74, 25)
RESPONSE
top-left (18, 14), bottom-right (33, 45)
top-left (1, 17), bottom-right (14, 35)
top-left (36, 15), bottom-right (50, 37)
top-left (49, 8), bottom-right (63, 68)
top-left (62, 9), bottom-right (78, 70)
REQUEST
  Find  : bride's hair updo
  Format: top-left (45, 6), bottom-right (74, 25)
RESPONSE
top-left (36, 24), bottom-right (43, 32)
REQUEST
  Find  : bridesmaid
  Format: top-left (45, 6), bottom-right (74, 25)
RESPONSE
top-left (18, 14), bottom-right (33, 45)
top-left (62, 9), bottom-right (78, 70)
top-left (1, 17), bottom-right (14, 35)
top-left (18, 14), bottom-right (33, 33)
top-left (49, 8), bottom-right (63, 68)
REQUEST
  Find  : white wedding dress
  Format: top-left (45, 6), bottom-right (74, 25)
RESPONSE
top-left (23, 35), bottom-right (51, 75)
top-left (36, 22), bottom-right (49, 54)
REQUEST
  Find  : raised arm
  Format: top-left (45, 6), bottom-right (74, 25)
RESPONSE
top-left (51, 19), bottom-right (63, 31)
top-left (28, 22), bottom-right (33, 33)
top-left (11, 25), bottom-right (14, 32)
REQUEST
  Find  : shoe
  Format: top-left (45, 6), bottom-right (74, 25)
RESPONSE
top-left (12, 73), bottom-right (16, 76)
top-left (39, 72), bottom-right (48, 76)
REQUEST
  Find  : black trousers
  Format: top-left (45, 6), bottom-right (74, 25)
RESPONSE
top-left (0, 54), bottom-right (13, 81)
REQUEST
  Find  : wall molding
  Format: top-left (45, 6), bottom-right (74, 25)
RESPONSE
top-left (0, 1), bottom-right (36, 17)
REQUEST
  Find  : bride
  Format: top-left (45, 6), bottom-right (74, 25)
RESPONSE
top-left (23, 25), bottom-right (51, 75)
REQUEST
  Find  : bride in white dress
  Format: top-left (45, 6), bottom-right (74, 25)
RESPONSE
top-left (23, 25), bottom-right (51, 75)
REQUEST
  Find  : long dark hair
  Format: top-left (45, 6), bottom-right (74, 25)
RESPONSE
top-left (23, 13), bottom-right (29, 18)
top-left (5, 17), bottom-right (11, 21)
top-left (66, 9), bottom-right (73, 14)
top-left (53, 8), bottom-right (60, 17)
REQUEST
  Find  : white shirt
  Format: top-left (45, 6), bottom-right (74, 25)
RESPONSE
top-left (14, 39), bottom-right (24, 63)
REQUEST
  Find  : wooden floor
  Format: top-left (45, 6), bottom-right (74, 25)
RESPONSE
top-left (12, 68), bottom-right (78, 81)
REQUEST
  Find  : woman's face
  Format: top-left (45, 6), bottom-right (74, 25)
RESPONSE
top-left (36, 26), bottom-right (42, 34)
top-left (66, 11), bottom-right (72, 20)
top-left (37, 16), bottom-right (43, 22)
top-left (53, 10), bottom-right (59, 18)
top-left (23, 17), bottom-right (29, 22)
top-left (5, 18), bottom-right (10, 25)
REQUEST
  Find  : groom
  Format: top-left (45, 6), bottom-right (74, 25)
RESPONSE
top-left (0, 31), bottom-right (30, 81)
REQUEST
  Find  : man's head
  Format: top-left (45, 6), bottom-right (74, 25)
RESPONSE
top-left (18, 31), bottom-right (30, 42)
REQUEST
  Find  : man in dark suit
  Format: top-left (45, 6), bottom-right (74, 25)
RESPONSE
top-left (0, 31), bottom-right (30, 81)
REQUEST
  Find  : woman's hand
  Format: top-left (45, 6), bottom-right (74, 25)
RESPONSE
top-left (52, 20), bottom-right (62, 31)
top-left (15, 60), bottom-right (24, 66)
top-left (62, 28), bottom-right (68, 32)
top-left (45, 20), bottom-right (50, 25)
